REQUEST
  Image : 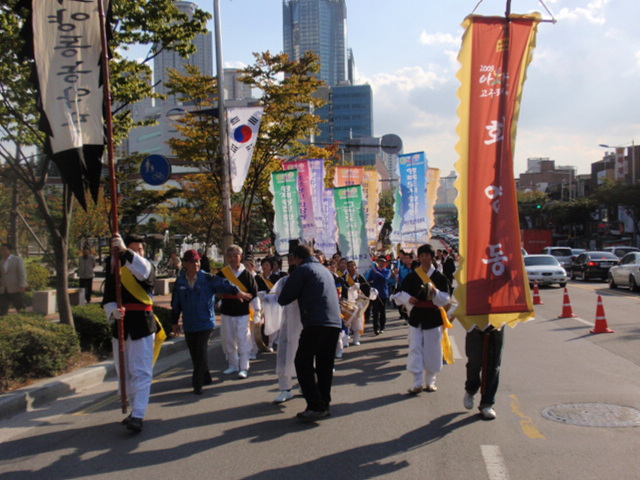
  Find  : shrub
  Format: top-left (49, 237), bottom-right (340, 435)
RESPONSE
top-left (25, 258), bottom-right (51, 292)
top-left (72, 304), bottom-right (112, 356)
top-left (0, 314), bottom-right (80, 391)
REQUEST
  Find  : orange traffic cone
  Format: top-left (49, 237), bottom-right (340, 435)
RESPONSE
top-left (533, 281), bottom-right (543, 305)
top-left (590, 295), bottom-right (614, 334)
top-left (559, 287), bottom-right (576, 318)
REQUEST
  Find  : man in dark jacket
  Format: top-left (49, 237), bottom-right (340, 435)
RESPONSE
top-left (278, 244), bottom-right (342, 422)
top-left (171, 249), bottom-right (251, 394)
top-left (442, 250), bottom-right (456, 293)
top-left (366, 256), bottom-right (392, 335)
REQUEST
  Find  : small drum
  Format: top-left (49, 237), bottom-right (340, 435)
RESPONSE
top-left (340, 299), bottom-right (360, 326)
top-left (253, 320), bottom-right (270, 352)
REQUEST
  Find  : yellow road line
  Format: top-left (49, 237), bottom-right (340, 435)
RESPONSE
top-left (568, 283), bottom-right (640, 299)
top-left (509, 394), bottom-right (545, 440)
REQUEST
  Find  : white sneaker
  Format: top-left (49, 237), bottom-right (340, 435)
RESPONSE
top-left (237, 370), bottom-right (248, 379)
top-left (481, 406), bottom-right (497, 419)
top-left (335, 350), bottom-right (343, 359)
top-left (464, 392), bottom-right (475, 410)
top-left (249, 354), bottom-right (257, 360)
top-left (274, 390), bottom-right (294, 404)
top-left (223, 366), bottom-right (239, 375)
top-left (353, 340), bottom-right (361, 346)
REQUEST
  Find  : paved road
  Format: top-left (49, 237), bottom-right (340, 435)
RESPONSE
top-left (1, 296), bottom-right (639, 480)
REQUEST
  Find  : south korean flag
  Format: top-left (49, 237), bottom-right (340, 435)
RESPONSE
top-left (227, 106), bottom-right (264, 193)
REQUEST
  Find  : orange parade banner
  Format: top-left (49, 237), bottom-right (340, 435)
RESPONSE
top-left (454, 14), bottom-right (540, 330)
top-left (334, 166), bottom-right (365, 187)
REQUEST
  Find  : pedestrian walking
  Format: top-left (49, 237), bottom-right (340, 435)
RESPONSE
top-left (171, 249), bottom-right (251, 395)
top-left (102, 234), bottom-right (159, 433)
top-left (278, 244), bottom-right (342, 422)
top-left (77, 246), bottom-right (95, 304)
top-left (0, 243), bottom-right (27, 315)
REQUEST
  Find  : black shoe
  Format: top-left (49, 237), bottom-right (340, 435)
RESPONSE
top-left (296, 409), bottom-right (330, 423)
top-left (374, 330), bottom-right (380, 335)
top-left (121, 414), bottom-right (132, 426)
top-left (203, 377), bottom-right (213, 386)
top-left (126, 417), bottom-right (143, 433)
top-left (193, 387), bottom-right (203, 395)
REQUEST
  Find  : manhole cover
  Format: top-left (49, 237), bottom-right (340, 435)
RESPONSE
top-left (542, 403), bottom-right (640, 427)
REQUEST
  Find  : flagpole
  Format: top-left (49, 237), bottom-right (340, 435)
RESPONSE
top-left (214, 0), bottom-right (233, 255)
top-left (98, 0), bottom-right (127, 413)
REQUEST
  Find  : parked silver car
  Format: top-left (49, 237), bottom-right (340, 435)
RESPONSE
top-left (608, 252), bottom-right (640, 291)
top-left (603, 246), bottom-right (640, 259)
top-left (524, 255), bottom-right (568, 288)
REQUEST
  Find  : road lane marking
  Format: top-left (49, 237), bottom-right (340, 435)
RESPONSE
top-left (74, 366), bottom-right (185, 415)
top-left (568, 283), bottom-right (640, 299)
top-left (481, 445), bottom-right (510, 480)
top-left (509, 394), bottom-right (545, 440)
top-left (568, 317), bottom-right (593, 327)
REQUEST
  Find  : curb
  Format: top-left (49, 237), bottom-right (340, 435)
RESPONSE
top-left (0, 328), bottom-right (221, 422)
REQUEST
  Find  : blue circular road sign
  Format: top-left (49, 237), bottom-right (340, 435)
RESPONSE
top-left (141, 154), bottom-right (171, 186)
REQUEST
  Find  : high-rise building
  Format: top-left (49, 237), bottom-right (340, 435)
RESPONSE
top-left (283, 0), bottom-right (348, 88)
top-left (224, 69), bottom-right (253, 101)
top-left (315, 84), bottom-right (374, 165)
top-left (154, 1), bottom-right (213, 108)
top-left (126, 1), bottom-right (214, 158)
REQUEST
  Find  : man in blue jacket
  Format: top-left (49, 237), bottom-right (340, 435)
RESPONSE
top-left (171, 250), bottom-right (252, 394)
top-left (278, 244), bottom-right (342, 422)
top-left (366, 256), bottom-right (392, 335)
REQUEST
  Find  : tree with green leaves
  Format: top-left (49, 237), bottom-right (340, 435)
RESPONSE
top-left (167, 51), bottom-right (331, 251)
top-left (595, 181), bottom-right (640, 241)
top-left (0, 1), bottom-right (209, 326)
top-left (517, 191), bottom-right (549, 229)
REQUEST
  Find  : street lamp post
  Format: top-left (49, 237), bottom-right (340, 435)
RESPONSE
top-left (214, 0), bottom-right (233, 255)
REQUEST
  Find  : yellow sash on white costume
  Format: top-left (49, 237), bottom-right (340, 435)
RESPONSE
top-left (415, 267), bottom-right (455, 365)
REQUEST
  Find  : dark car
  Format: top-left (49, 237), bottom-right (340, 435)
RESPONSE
top-left (570, 251), bottom-right (619, 281)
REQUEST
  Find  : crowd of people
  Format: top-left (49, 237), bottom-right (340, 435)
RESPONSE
top-left (102, 236), bottom-right (502, 432)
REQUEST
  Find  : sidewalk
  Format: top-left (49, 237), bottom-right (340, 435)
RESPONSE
top-left (0, 292), bottom-right (190, 422)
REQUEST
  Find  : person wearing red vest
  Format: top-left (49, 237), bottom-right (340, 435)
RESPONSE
top-left (102, 234), bottom-right (159, 433)
top-left (216, 245), bottom-right (258, 379)
top-left (400, 244), bottom-right (450, 395)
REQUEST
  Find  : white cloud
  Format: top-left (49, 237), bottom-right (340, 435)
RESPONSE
top-left (224, 61), bottom-right (248, 69)
top-left (419, 31), bottom-right (459, 46)
top-left (361, 66), bottom-right (447, 93)
top-left (636, 50), bottom-right (640, 69)
top-left (555, 0), bottom-right (611, 25)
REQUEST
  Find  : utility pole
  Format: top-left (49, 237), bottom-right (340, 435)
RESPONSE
top-left (214, 0), bottom-right (233, 256)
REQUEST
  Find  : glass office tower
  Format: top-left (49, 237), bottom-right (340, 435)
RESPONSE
top-left (283, 0), bottom-right (347, 87)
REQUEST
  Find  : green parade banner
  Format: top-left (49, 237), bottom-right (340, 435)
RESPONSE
top-left (334, 185), bottom-right (370, 271)
top-left (270, 170), bottom-right (303, 255)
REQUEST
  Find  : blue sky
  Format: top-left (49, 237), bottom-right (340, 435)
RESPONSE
top-left (159, 0), bottom-right (640, 177)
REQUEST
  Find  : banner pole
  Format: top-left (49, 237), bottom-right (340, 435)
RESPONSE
top-left (482, 0), bottom-right (512, 394)
top-left (98, 0), bottom-right (127, 414)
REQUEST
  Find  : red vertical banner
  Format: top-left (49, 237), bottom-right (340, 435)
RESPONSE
top-left (455, 14), bottom-right (540, 330)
